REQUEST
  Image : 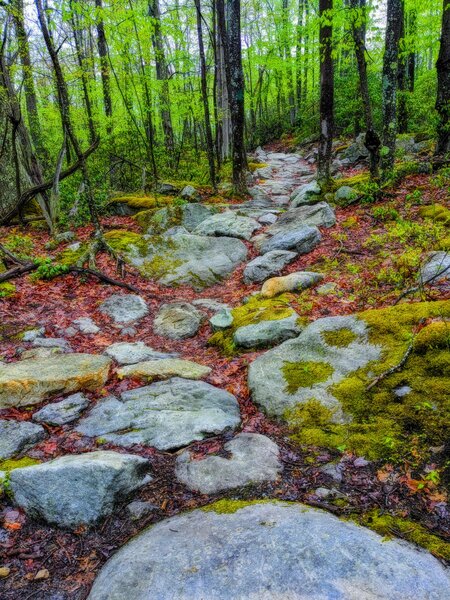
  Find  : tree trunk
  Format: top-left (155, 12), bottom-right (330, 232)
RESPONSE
top-left (95, 0), bottom-right (113, 137)
top-left (317, 0), bottom-right (334, 185)
top-left (435, 0), bottom-right (450, 155)
top-left (381, 0), bottom-right (403, 177)
top-left (194, 0), bottom-right (217, 188)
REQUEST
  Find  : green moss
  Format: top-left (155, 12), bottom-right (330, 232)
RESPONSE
top-left (357, 511), bottom-right (450, 562)
top-left (248, 162), bottom-right (269, 172)
top-left (321, 328), bottom-right (358, 348)
top-left (331, 173), bottom-right (370, 191)
top-left (0, 282), bottom-right (16, 298)
top-left (415, 321), bottom-right (450, 351)
top-left (283, 361), bottom-right (334, 394)
top-left (108, 194), bottom-right (173, 211)
top-left (0, 457), bottom-right (41, 472)
top-left (103, 230), bottom-right (149, 254)
top-left (141, 254), bottom-right (183, 280)
top-left (208, 294), bottom-right (295, 356)
top-left (58, 244), bottom-right (87, 266)
top-left (201, 499), bottom-right (277, 514)
top-left (419, 204), bottom-right (450, 226)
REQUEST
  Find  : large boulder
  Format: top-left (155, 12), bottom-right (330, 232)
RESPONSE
top-left (175, 433), bottom-right (282, 493)
top-left (10, 451), bottom-right (151, 529)
top-left (142, 203), bottom-right (212, 234)
top-left (194, 211), bottom-right (260, 240)
top-left (76, 378), bottom-right (240, 451)
top-left (243, 250), bottom-right (297, 284)
top-left (99, 294), bottom-right (148, 324)
top-left (260, 224), bottom-right (321, 255)
top-left (420, 251), bottom-right (450, 285)
top-left (0, 354), bottom-right (111, 409)
top-left (87, 501), bottom-right (450, 600)
top-left (105, 230), bottom-right (248, 290)
top-left (276, 202), bottom-right (336, 229)
top-left (233, 314), bottom-right (301, 349)
top-left (290, 180), bottom-right (321, 206)
top-left (0, 420), bottom-right (46, 460)
top-left (153, 302), bottom-right (203, 339)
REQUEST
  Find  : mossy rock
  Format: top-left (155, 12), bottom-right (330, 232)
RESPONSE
top-left (108, 193), bottom-right (174, 215)
top-left (419, 204), bottom-right (450, 226)
top-left (249, 300), bottom-right (450, 462)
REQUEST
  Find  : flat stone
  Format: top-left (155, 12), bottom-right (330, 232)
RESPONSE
top-left (73, 317), bottom-right (100, 334)
top-left (420, 252), bottom-right (450, 285)
top-left (154, 302), bottom-right (203, 339)
top-left (22, 328), bottom-right (45, 342)
top-left (258, 212), bottom-right (278, 225)
top-left (243, 250), bottom-right (297, 284)
top-left (176, 433), bottom-right (282, 494)
top-left (260, 225), bottom-right (321, 255)
top-left (145, 204), bottom-right (212, 234)
top-left (290, 180), bottom-right (321, 206)
top-left (233, 315), bottom-right (302, 349)
top-left (10, 451), bottom-right (151, 529)
top-left (104, 342), bottom-right (178, 365)
top-left (99, 294), bottom-right (148, 324)
top-left (117, 359), bottom-right (211, 381)
top-left (32, 337), bottom-right (72, 351)
top-left (180, 185), bottom-right (200, 201)
top-left (32, 393), bottom-right (89, 426)
top-left (21, 347), bottom-right (63, 361)
top-left (284, 202), bottom-right (337, 228)
top-left (261, 271), bottom-right (324, 298)
top-left (0, 354), bottom-right (111, 409)
top-left (209, 308), bottom-right (234, 331)
top-left (87, 501), bottom-right (450, 600)
top-left (76, 378), bottom-right (240, 451)
top-left (316, 282), bottom-right (338, 295)
top-left (0, 420), bottom-right (46, 459)
top-left (194, 212), bottom-right (260, 240)
top-left (192, 298), bottom-right (229, 312)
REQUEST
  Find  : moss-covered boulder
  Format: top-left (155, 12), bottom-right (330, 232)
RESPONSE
top-left (248, 300), bottom-right (450, 461)
top-left (104, 229), bottom-right (247, 290)
top-left (136, 203), bottom-right (213, 233)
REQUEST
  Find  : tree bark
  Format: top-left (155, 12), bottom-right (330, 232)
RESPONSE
top-left (317, 0), bottom-right (334, 185)
top-left (435, 0), bottom-right (450, 155)
top-left (95, 0), bottom-right (113, 137)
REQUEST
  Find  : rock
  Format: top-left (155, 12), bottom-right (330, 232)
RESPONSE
top-left (192, 298), bottom-right (229, 312)
top-left (233, 315), bottom-right (302, 349)
top-left (120, 326), bottom-right (137, 336)
top-left (32, 337), bottom-right (72, 352)
top-left (394, 385), bottom-right (412, 397)
top-left (0, 566), bottom-right (10, 578)
top-left (117, 359), bottom-right (211, 381)
top-left (88, 501), bottom-right (450, 600)
top-left (99, 294), bottom-right (148, 324)
top-left (334, 185), bottom-right (358, 204)
top-left (76, 378), bottom-right (240, 451)
top-left (313, 486), bottom-right (333, 499)
top-left (21, 347), bottom-right (63, 361)
top-left (316, 282), bottom-right (338, 295)
top-left (258, 212), bottom-right (278, 225)
top-left (261, 271), bottom-right (324, 298)
top-left (0, 354), bottom-right (111, 409)
top-left (243, 250), bottom-right (297, 284)
top-left (154, 302), bottom-right (203, 339)
top-left (104, 342), bottom-right (178, 365)
top-left (194, 212), bottom-right (260, 240)
top-left (353, 457), bottom-right (370, 467)
top-left (420, 252), bottom-right (450, 285)
top-left (144, 204), bottom-right (212, 234)
top-left (209, 308), bottom-right (234, 330)
top-left (55, 231), bottom-right (75, 243)
top-left (22, 328), bottom-right (45, 342)
top-left (260, 225), bottom-right (321, 255)
top-left (284, 202), bottom-right (337, 228)
top-left (115, 231), bottom-right (247, 290)
top-left (32, 393), bottom-right (89, 426)
top-left (290, 180), bottom-right (321, 206)
top-left (175, 433), bottom-right (282, 493)
top-left (180, 185), bottom-right (200, 201)
top-left (343, 133), bottom-right (369, 163)
top-left (248, 314), bottom-right (381, 421)
top-left (319, 461), bottom-right (344, 483)
top-left (73, 317), bottom-right (100, 335)
top-left (126, 500), bottom-right (158, 520)
top-left (10, 451), bottom-right (151, 529)
top-left (0, 420), bottom-right (46, 459)
top-left (157, 182), bottom-right (179, 194)
top-left (63, 327), bottom-right (77, 338)
top-left (253, 166), bottom-right (273, 179)
top-left (249, 186), bottom-right (272, 203)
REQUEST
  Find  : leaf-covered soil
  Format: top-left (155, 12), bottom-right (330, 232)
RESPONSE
top-left (0, 146), bottom-right (449, 598)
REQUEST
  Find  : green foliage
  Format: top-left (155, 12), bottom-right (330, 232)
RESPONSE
top-left (3, 234), bottom-right (34, 260)
top-left (0, 282), bottom-right (16, 298)
top-left (32, 258), bottom-right (70, 280)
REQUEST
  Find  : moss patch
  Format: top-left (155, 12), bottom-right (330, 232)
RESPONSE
top-left (103, 230), bottom-right (149, 254)
top-left (208, 294), bottom-right (296, 356)
top-left (283, 361), bottom-right (334, 394)
top-left (0, 282), bottom-right (16, 298)
top-left (201, 499), bottom-right (277, 514)
top-left (108, 194), bottom-right (173, 211)
top-left (356, 511), bottom-right (450, 562)
top-left (0, 457), bottom-right (41, 473)
top-left (321, 328), bottom-right (358, 348)
top-left (419, 204), bottom-right (450, 226)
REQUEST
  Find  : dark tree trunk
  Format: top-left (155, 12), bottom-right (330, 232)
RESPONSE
top-left (381, 0), bottom-right (403, 177)
top-left (317, 0), bottom-right (334, 185)
top-left (296, 0), bottom-right (304, 118)
top-left (350, 0), bottom-right (380, 180)
top-left (95, 0), bottom-right (113, 136)
top-left (397, 7), bottom-right (408, 134)
top-left (194, 0), bottom-right (216, 188)
top-left (436, 0), bottom-right (450, 155)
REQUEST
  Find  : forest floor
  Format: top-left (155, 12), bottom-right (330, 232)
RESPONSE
top-left (0, 139), bottom-right (449, 598)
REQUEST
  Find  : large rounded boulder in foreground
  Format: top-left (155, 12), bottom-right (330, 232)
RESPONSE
top-left (88, 501), bottom-right (450, 600)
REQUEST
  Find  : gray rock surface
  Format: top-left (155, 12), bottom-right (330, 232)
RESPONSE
top-left (248, 315), bottom-right (381, 421)
top-left (420, 252), bottom-right (450, 285)
top-left (194, 212), bottom-right (260, 240)
top-left (76, 378), bottom-right (240, 450)
top-left (180, 185), bottom-right (200, 201)
top-left (233, 315), bottom-right (301, 349)
top-left (260, 224), bottom-right (321, 255)
top-left (10, 451), bottom-right (151, 529)
top-left (22, 328), bottom-right (45, 342)
top-left (260, 271), bottom-right (324, 298)
top-left (146, 204), bottom-right (212, 233)
top-left (281, 202), bottom-right (337, 229)
top-left (117, 359), bottom-right (211, 381)
top-left (192, 298), bottom-right (229, 312)
top-left (99, 294), bottom-right (148, 324)
top-left (32, 337), bottom-right (72, 352)
top-left (154, 302), bottom-right (203, 339)
top-left (334, 185), bottom-right (358, 204)
top-left (243, 250), bottom-right (297, 284)
top-left (290, 180), bottom-right (321, 206)
top-left (126, 500), bottom-right (158, 520)
top-left (72, 317), bottom-right (100, 334)
top-left (0, 420), bottom-right (46, 459)
top-left (175, 433), bottom-right (282, 493)
top-left (104, 342), bottom-right (178, 365)
top-left (209, 308), bottom-right (234, 331)
top-left (87, 501), bottom-right (450, 600)
top-left (32, 393), bottom-right (89, 426)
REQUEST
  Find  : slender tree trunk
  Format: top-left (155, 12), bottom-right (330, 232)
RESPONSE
top-left (397, 7), bottom-right (408, 134)
top-left (302, 0), bottom-right (309, 104)
top-left (95, 0), bottom-right (113, 137)
top-left (194, 0), bottom-right (216, 188)
top-left (317, 0), bottom-right (334, 185)
top-left (350, 0), bottom-right (380, 180)
top-left (435, 0), bottom-right (450, 155)
top-left (296, 0), bottom-right (304, 120)
top-left (381, 0), bottom-right (403, 177)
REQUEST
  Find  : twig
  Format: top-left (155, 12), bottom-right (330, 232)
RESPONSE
top-left (394, 262), bottom-right (450, 305)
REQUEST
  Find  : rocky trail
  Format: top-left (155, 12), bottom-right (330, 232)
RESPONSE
top-left (1, 143), bottom-right (450, 599)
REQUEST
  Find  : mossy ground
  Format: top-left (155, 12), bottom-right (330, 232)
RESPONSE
top-left (201, 499), bottom-right (279, 514)
top-left (0, 282), bottom-right (16, 298)
top-left (286, 301), bottom-right (450, 463)
top-left (321, 328), bottom-right (358, 347)
top-left (208, 294), bottom-right (297, 356)
top-left (108, 193), bottom-right (174, 211)
top-left (283, 361), bottom-right (334, 393)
